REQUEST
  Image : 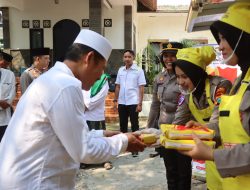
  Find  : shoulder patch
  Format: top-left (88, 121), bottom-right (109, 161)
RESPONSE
top-left (178, 94), bottom-right (185, 106)
top-left (214, 87), bottom-right (226, 105)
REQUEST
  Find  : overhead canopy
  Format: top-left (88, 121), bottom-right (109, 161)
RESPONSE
top-left (103, 0), bottom-right (157, 11)
top-left (186, 0), bottom-right (235, 32)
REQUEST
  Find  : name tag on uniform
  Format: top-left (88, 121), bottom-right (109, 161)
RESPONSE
top-left (178, 95), bottom-right (185, 106)
top-left (219, 111), bottom-right (230, 117)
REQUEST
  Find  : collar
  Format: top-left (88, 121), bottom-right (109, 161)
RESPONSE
top-left (54, 61), bottom-right (75, 77)
top-left (30, 65), bottom-right (42, 73)
top-left (123, 63), bottom-right (138, 71)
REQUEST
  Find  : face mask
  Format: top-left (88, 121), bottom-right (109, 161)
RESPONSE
top-left (221, 30), bottom-right (243, 65)
top-left (178, 85), bottom-right (197, 95)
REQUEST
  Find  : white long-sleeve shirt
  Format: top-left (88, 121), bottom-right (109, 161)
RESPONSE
top-left (0, 68), bottom-right (16, 126)
top-left (83, 81), bottom-right (109, 121)
top-left (0, 62), bottom-right (128, 190)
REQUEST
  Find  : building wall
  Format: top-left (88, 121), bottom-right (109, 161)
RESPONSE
top-left (7, 1), bottom-right (219, 66)
top-left (132, 4), bottom-right (137, 51)
top-left (8, 0), bottom-right (126, 50)
top-left (102, 5), bottom-right (124, 49)
top-left (9, 0), bottom-right (89, 49)
top-left (8, 1), bottom-right (217, 55)
top-left (136, 12), bottom-right (217, 53)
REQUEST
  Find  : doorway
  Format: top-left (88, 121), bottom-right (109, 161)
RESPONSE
top-left (53, 19), bottom-right (80, 64)
top-left (30, 29), bottom-right (44, 49)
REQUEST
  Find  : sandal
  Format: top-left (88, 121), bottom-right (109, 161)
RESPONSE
top-left (104, 162), bottom-right (113, 170)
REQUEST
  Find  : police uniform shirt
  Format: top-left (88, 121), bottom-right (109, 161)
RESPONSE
top-left (20, 65), bottom-right (42, 94)
top-left (208, 78), bottom-right (250, 178)
top-left (158, 71), bottom-right (180, 124)
top-left (173, 76), bottom-right (232, 126)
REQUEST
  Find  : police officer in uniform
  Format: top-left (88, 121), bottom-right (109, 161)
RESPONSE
top-left (173, 46), bottom-right (232, 190)
top-left (181, 3), bottom-right (250, 190)
top-left (20, 48), bottom-right (50, 94)
top-left (146, 42), bottom-right (183, 158)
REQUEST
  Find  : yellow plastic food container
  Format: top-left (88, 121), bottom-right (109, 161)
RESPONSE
top-left (160, 135), bottom-right (216, 151)
top-left (160, 124), bottom-right (215, 140)
top-left (140, 134), bottom-right (157, 144)
top-left (160, 124), bottom-right (173, 134)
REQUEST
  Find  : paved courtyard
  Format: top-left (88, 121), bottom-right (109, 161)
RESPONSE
top-left (75, 148), bottom-right (206, 190)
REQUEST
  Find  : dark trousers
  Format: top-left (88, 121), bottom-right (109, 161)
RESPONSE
top-left (86, 121), bottom-right (106, 130)
top-left (162, 148), bottom-right (192, 190)
top-left (0, 125), bottom-right (8, 142)
top-left (118, 104), bottom-right (139, 133)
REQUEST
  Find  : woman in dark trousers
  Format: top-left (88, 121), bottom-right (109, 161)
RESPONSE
top-left (181, 3), bottom-right (250, 190)
top-left (172, 46), bottom-right (232, 190)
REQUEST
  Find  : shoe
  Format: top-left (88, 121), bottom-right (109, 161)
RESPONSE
top-left (149, 152), bottom-right (159, 158)
top-left (132, 152), bottom-right (138, 157)
top-left (104, 162), bottom-right (113, 170)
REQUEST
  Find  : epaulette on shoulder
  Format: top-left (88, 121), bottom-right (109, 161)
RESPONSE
top-left (209, 75), bottom-right (225, 86)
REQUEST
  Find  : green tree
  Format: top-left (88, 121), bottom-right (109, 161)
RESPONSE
top-left (180, 39), bottom-right (198, 48)
top-left (136, 43), bottom-right (160, 87)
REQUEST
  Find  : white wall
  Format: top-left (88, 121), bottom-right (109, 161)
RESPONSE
top-left (136, 12), bottom-right (217, 53)
top-left (9, 0), bottom-right (126, 50)
top-left (103, 5), bottom-right (124, 49)
top-left (132, 3), bottom-right (137, 51)
top-left (8, 1), bottom-right (217, 52)
top-left (9, 0), bottom-right (89, 49)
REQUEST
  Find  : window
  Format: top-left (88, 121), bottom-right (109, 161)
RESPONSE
top-left (29, 29), bottom-right (44, 49)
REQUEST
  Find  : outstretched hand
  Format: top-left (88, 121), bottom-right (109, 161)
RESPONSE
top-left (125, 133), bottom-right (146, 153)
top-left (185, 120), bottom-right (208, 129)
top-left (179, 133), bottom-right (214, 161)
top-left (103, 130), bottom-right (121, 137)
top-left (133, 128), bottom-right (161, 148)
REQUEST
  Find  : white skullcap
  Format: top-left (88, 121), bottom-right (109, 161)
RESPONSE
top-left (73, 29), bottom-right (112, 61)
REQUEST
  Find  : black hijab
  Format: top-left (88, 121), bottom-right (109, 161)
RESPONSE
top-left (174, 60), bottom-right (208, 100)
top-left (210, 21), bottom-right (250, 79)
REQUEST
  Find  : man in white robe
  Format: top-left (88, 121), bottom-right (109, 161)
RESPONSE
top-left (0, 29), bottom-right (146, 190)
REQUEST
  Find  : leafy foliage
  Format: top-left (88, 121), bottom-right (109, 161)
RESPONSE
top-left (180, 39), bottom-right (198, 48)
top-left (136, 43), bottom-right (160, 86)
top-left (136, 39), bottom-right (197, 88)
